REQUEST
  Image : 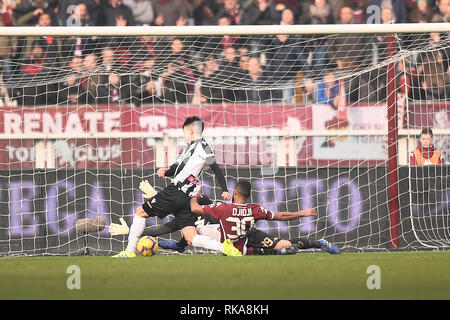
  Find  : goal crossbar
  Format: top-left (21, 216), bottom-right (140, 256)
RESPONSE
top-left (0, 23), bottom-right (449, 37)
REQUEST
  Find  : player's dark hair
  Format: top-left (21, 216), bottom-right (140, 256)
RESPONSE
top-left (183, 116), bottom-right (204, 133)
top-left (235, 180), bottom-right (252, 201)
top-left (421, 128), bottom-right (433, 137)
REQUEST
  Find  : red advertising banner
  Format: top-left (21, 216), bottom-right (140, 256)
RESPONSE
top-left (0, 104), bottom-right (312, 169)
top-left (1, 102), bottom-right (447, 168)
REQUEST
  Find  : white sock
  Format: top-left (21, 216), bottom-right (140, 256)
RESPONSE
top-left (125, 215), bottom-right (146, 252)
top-left (192, 234), bottom-right (224, 254)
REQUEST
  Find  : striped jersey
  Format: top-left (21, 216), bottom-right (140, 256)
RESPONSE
top-left (171, 138), bottom-right (215, 197)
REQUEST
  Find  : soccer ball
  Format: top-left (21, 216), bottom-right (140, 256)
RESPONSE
top-left (137, 236), bottom-right (158, 256)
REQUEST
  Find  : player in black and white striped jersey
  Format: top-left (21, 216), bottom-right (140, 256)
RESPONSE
top-left (112, 116), bottom-right (241, 257)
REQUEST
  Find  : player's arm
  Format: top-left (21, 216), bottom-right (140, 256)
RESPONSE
top-left (203, 142), bottom-right (230, 200)
top-left (209, 161), bottom-right (230, 200)
top-left (190, 193), bottom-right (205, 215)
top-left (272, 208), bottom-right (317, 221)
top-left (157, 162), bottom-right (178, 178)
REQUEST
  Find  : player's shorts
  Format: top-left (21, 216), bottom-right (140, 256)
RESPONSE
top-left (246, 228), bottom-right (282, 250)
top-left (142, 184), bottom-right (196, 228)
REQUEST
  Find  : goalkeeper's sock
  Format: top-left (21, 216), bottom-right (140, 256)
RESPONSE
top-left (192, 234), bottom-right (224, 254)
top-left (290, 238), bottom-right (322, 250)
top-left (252, 247), bottom-right (277, 255)
top-left (158, 239), bottom-right (186, 253)
top-left (176, 238), bottom-right (188, 252)
top-left (125, 215), bottom-right (146, 252)
top-left (276, 246), bottom-right (297, 255)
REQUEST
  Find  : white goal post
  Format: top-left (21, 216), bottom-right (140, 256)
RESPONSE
top-left (0, 23), bottom-right (449, 256)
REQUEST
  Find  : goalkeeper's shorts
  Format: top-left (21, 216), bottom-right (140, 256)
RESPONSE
top-left (246, 228), bottom-right (282, 250)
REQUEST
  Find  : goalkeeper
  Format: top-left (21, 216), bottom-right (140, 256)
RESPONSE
top-left (110, 187), bottom-right (340, 255)
top-left (112, 116), bottom-right (241, 257)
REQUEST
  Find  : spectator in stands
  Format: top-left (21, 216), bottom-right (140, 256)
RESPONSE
top-left (58, 55), bottom-right (87, 104)
top-left (416, 50), bottom-right (450, 100)
top-left (160, 57), bottom-right (193, 103)
top-left (410, 128), bottom-right (445, 165)
top-left (156, 37), bottom-right (191, 71)
top-left (83, 49), bottom-right (131, 105)
top-left (100, 47), bottom-right (120, 72)
top-left (396, 59), bottom-right (420, 100)
top-left (238, 48), bottom-right (250, 73)
top-left (217, 14), bottom-right (242, 48)
top-left (60, 2), bottom-right (99, 63)
top-left (316, 68), bottom-right (339, 108)
top-left (428, 32), bottom-right (450, 72)
top-left (192, 0), bottom-right (222, 25)
top-left (337, 3), bottom-right (361, 23)
top-left (219, 45), bottom-right (246, 101)
top-left (130, 35), bottom-right (157, 68)
top-left (241, 0), bottom-right (284, 25)
top-left (130, 54), bottom-right (162, 105)
top-left (308, 0), bottom-right (335, 24)
top-left (198, 53), bottom-right (225, 103)
top-left (21, 12), bottom-right (60, 68)
top-left (409, 0), bottom-right (433, 22)
top-left (264, 34), bottom-right (308, 103)
top-left (241, 56), bottom-right (272, 102)
top-left (153, 0), bottom-right (188, 26)
top-left (328, 5), bottom-right (372, 73)
top-left (63, 1), bottom-right (95, 26)
top-left (96, 0), bottom-right (135, 26)
top-left (83, 53), bottom-right (102, 104)
top-left (155, 38), bottom-right (194, 103)
top-left (306, 0), bottom-right (335, 77)
top-left (56, 0), bottom-right (98, 26)
top-left (215, 0), bottom-right (243, 25)
top-left (14, 0), bottom-right (59, 26)
top-left (279, 7), bottom-right (295, 24)
top-left (17, 39), bottom-right (58, 105)
top-left (123, 0), bottom-right (154, 25)
top-left (431, 0), bottom-right (450, 22)
top-left (368, 0), bottom-right (408, 23)
top-left (13, 0), bottom-right (58, 24)
top-left (0, 1), bottom-right (18, 84)
top-left (373, 6), bottom-right (395, 64)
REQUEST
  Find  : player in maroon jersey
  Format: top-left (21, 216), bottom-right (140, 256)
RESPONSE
top-left (190, 180), bottom-right (340, 255)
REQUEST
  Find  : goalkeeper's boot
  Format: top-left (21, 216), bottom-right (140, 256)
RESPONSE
top-left (319, 239), bottom-right (340, 254)
top-left (158, 239), bottom-right (186, 253)
top-left (276, 245), bottom-right (297, 255)
top-left (222, 239), bottom-right (242, 257)
top-left (112, 250), bottom-right (136, 258)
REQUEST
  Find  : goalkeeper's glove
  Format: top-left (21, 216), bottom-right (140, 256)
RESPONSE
top-left (139, 180), bottom-right (157, 200)
top-left (108, 218), bottom-right (129, 236)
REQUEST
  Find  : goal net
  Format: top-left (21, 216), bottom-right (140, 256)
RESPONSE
top-left (0, 24), bottom-right (449, 256)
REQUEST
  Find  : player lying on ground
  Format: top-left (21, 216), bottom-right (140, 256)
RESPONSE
top-left (109, 181), bottom-right (340, 255)
top-left (189, 180), bottom-right (340, 255)
top-left (111, 116), bottom-right (240, 257)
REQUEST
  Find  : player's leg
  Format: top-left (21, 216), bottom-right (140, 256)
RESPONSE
top-left (178, 211), bottom-right (241, 256)
top-left (291, 237), bottom-right (340, 254)
top-left (112, 206), bottom-right (149, 257)
top-left (246, 228), bottom-right (296, 255)
top-left (113, 185), bottom-right (188, 257)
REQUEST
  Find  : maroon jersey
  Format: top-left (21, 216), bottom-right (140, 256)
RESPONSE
top-left (202, 202), bottom-right (275, 254)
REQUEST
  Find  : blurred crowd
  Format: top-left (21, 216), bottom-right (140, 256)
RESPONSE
top-left (0, 0), bottom-right (448, 106)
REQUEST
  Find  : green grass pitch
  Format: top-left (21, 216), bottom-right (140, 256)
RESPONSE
top-left (1, 251), bottom-right (449, 300)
